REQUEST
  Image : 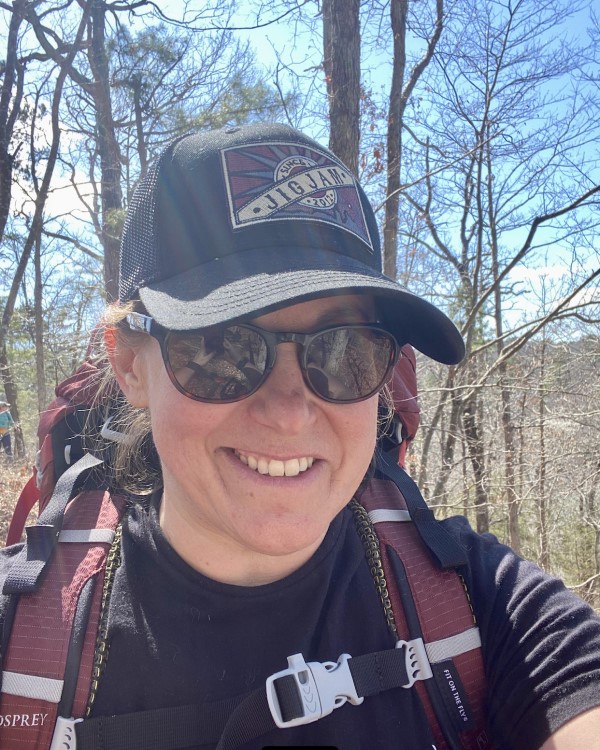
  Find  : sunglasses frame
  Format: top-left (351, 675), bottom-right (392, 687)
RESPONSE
top-left (125, 312), bottom-right (400, 405)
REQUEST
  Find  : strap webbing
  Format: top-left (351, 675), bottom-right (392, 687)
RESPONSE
top-left (2, 453), bottom-right (103, 594)
top-left (75, 694), bottom-right (260, 750)
top-left (377, 451), bottom-right (468, 569)
top-left (425, 628), bottom-right (481, 663)
top-left (74, 646), bottom-right (415, 750)
top-left (1, 671), bottom-right (63, 702)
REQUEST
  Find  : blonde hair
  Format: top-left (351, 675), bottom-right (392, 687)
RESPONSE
top-left (87, 302), bottom-right (159, 494)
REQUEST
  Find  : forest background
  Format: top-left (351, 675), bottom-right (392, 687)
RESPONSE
top-left (0, 0), bottom-right (599, 607)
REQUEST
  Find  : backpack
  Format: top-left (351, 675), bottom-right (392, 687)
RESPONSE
top-left (0, 343), bottom-right (493, 750)
top-left (5, 328), bottom-right (111, 547)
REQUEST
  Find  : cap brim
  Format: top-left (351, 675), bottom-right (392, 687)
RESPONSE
top-left (139, 246), bottom-right (465, 365)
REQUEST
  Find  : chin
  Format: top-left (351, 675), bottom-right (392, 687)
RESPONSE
top-left (239, 515), bottom-right (332, 559)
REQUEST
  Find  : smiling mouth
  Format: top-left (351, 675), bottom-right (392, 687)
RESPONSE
top-left (234, 450), bottom-right (315, 477)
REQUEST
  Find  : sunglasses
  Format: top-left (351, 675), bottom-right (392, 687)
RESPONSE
top-left (125, 312), bottom-right (400, 404)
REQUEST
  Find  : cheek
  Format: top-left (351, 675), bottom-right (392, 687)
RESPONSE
top-left (337, 397), bottom-right (378, 463)
top-left (144, 374), bottom-right (236, 463)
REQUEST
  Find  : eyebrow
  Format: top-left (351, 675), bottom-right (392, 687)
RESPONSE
top-left (311, 299), bottom-right (376, 329)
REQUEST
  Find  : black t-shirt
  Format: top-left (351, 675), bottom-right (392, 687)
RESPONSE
top-left (84, 499), bottom-right (600, 750)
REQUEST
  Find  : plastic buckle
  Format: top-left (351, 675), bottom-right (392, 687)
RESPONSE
top-left (49, 717), bottom-right (83, 750)
top-left (100, 416), bottom-right (134, 445)
top-left (395, 637), bottom-right (433, 688)
top-left (266, 652), bottom-right (364, 729)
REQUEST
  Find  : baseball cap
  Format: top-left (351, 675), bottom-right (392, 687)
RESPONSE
top-left (119, 123), bottom-right (464, 364)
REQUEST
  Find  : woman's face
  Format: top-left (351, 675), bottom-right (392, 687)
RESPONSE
top-left (119, 294), bottom-right (380, 581)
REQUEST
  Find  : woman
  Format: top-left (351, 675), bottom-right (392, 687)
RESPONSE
top-left (1, 123), bottom-right (599, 750)
top-left (0, 401), bottom-right (15, 458)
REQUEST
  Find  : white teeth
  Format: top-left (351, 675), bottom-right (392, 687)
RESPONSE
top-left (235, 451), bottom-right (314, 477)
top-left (284, 459), bottom-right (300, 477)
top-left (269, 460), bottom-right (285, 476)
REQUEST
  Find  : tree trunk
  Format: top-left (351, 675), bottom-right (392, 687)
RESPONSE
top-left (501, 380), bottom-right (520, 552)
top-left (0, 4), bottom-right (87, 400)
top-left (88, 0), bottom-right (123, 301)
top-left (462, 390), bottom-right (489, 533)
top-left (34, 230), bottom-right (47, 413)
top-left (0, 0), bottom-right (26, 246)
top-left (322, 0), bottom-right (360, 175)
top-left (488, 130), bottom-right (520, 552)
top-left (538, 339), bottom-right (550, 570)
top-left (382, 0), bottom-right (408, 279)
top-left (132, 77), bottom-right (149, 178)
top-left (430, 389), bottom-right (462, 503)
top-left (0, 344), bottom-right (25, 458)
top-left (383, 0), bottom-right (444, 279)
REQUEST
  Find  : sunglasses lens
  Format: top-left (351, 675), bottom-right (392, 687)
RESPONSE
top-left (305, 327), bottom-right (396, 402)
top-left (163, 324), bottom-right (396, 404)
top-left (165, 326), bottom-right (268, 402)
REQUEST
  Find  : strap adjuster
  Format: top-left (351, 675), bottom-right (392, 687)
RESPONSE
top-left (50, 717), bottom-right (82, 750)
top-left (395, 637), bottom-right (433, 688)
top-left (266, 653), bottom-right (364, 729)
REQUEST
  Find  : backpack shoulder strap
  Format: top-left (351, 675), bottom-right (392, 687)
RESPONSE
top-left (355, 461), bottom-right (493, 750)
top-left (0, 458), bottom-right (127, 749)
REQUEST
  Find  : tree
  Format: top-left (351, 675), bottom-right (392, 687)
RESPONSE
top-left (322, 0), bottom-right (360, 174)
top-left (22, 0), bottom-right (123, 299)
top-left (403, 0), bottom-right (600, 541)
top-left (0, 0), bottom-right (27, 247)
top-left (0, 1), bottom-right (89, 456)
top-left (0, 0), bottom-right (295, 451)
top-left (382, 0), bottom-right (443, 278)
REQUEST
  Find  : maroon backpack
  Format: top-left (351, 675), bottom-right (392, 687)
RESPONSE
top-left (6, 329), bottom-right (112, 547)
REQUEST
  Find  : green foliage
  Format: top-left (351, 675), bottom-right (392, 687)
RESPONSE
top-left (5, 295), bottom-right (93, 449)
top-left (104, 208), bottom-right (127, 244)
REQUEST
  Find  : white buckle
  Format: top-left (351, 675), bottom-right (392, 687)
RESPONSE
top-left (396, 637), bottom-right (433, 687)
top-left (100, 416), bottom-right (134, 445)
top-left (266, 653), bottom-right (364, 729)
top-left (49, 717), bottom-right (83, 750)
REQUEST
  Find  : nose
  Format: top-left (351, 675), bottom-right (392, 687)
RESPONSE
top-left (246, 343), bottom-right (316, 434)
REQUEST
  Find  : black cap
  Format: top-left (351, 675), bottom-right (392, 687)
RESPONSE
top-left (119, 123), bottom-right (464, 364)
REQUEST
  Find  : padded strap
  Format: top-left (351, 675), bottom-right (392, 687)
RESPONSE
top-left (377, 451), bottom-right (468, 569)
top-left (3, 453), bottom-right (103, 594)
top-left (0, 488), bottom-right (126, 749)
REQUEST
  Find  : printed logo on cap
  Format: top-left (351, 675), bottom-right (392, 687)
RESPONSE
top-left (221, 141), bottom-right (373, 252)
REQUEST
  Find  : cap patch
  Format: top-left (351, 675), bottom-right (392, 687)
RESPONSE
top-left (221, 141), bottom-right (373, 252)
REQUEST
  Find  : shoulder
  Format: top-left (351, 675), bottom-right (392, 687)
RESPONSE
top-left (440, 515), bottom-right (600, 750)
top-left (438, 514), bottom-right (600, 652)
top-left (438, 515), bottom-right (599, 628)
